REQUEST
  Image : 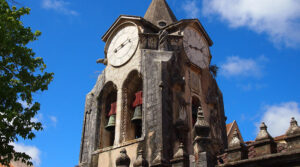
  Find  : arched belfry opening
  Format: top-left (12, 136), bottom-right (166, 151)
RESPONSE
top-left (192, 96), bottom-right (201, 127)
top-left (121, 70), bottom-right (143, 142)
top-left (97, 81), bottom-right (117, 149)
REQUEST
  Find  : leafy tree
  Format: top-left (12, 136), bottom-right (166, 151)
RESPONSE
top-left (209, 64), bottom-right (219, 78)
top-left (0, 0), bottom-right (53, 166)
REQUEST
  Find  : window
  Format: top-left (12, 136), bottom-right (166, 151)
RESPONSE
top-left (97, 82), bottom-right (117, 149)
top-left (121, 70), bottom-right (143, 142)
top-left (192, 96), bottom-right (201, 126)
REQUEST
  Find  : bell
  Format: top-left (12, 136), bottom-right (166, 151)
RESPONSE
top-left (131, 105), bottom-right (142, 123)
top-left (105, 115), bottom-right (116, 131)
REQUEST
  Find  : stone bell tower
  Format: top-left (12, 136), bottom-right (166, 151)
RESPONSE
top-left (78, 0), bottom-right (227, 167)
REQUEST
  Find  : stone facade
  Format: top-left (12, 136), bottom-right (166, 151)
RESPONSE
top-left (79, 1), bottom-right (227, 167)
top-left (78, 0), bottom-right (300, 167)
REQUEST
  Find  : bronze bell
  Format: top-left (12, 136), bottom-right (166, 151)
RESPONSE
top-left (131, 105), bottom-right (142, 123)
top-left (105, 114), bottom-right (116, 131)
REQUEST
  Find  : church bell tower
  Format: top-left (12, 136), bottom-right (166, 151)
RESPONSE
top-left (79, 0), bottom-right (227, 166)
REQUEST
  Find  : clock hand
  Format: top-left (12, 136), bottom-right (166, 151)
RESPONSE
top-left (114, 38), bottom-right (130, 53)
top-left (189, 44), bottom-right (204, 53)
top-left (122, 38), bottom-right (131, 46)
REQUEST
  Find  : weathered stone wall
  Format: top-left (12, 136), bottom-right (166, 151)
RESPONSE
top-left (142, 49), bottom-right (174, 162)
top-left (79, 20), bottom-right (228, 167)
top-left (97, 142), bottom-right (139, 167)
top-left (79, 73), bottom-right (105, 167)
top-left (79, 45), bottom-right (143, 167)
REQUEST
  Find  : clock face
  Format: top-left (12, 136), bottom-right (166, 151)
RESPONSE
top-left (183, 26), bottom-right (210, 69)
top-left (107, 24), bottom-right (139, 67)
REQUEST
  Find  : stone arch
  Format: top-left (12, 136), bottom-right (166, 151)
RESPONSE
top-left (97, 81), bottom-right (118, 149)
top-left (121, 70), bottom-right (143, 142)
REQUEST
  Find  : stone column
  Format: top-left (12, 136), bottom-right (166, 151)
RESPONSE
top-left (115, 88), bottom-right (123, 145)
top-left (193, 107), bottom-right (213, 167)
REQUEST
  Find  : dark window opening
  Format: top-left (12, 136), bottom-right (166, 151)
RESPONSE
top-left (134, 121), bottom-right (142, 139)
top-left (109, 129), bottom-right (115, 146)
top-left (192, 96), bottom-right (201, 126)
top-left (158, 21), bottom-right (167, 27)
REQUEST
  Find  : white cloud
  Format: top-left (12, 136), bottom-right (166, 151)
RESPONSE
top-left (182, 0), bottom-right (200, 18)
top-left (257, 102), bottom-right (300, 137)
top-left (12, 143), bottom-right (41, 166)
top-left (202, 0), bottom-right (300, 47)
top-left (49, 116), bottom-right (57, 126)
top-left (220, 56), bottom-right (266, 78)
top-left (42, 0), bottom-right (78, 16)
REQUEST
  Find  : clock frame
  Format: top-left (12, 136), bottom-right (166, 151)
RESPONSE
top-left (183, 26), bottom-right (210, 69)
top-left (105, 22), bottom-right (139, 67)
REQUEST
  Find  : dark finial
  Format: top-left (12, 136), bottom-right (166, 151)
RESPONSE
top-left (116, 148), bottom-right (131, 167)
top-left (260, 122), bottom-right (267, 130)
top-left (291, 117), bottom-right (298, 126)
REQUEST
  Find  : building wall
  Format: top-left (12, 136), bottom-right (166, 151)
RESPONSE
top-left (79, 20), bottom-right (228, 167)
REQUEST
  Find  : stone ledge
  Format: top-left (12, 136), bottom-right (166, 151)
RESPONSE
top-left (92, 137), bottom-right (144, 154)
top-left (218, 148), bottom-right (300, 167)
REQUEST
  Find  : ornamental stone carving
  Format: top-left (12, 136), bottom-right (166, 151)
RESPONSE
top-left (194, 106), bottom-right (210, 139)
top-left (255, 122), bottom-right (273, 141)
top-left (286, 117), bottom-right (300, 136)
top-left (116, 148), bottom-right (131, 167)
top-left (228, 129), bottom-right (241, 148)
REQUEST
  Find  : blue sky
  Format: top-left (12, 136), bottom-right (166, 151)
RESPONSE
top-left (11, 0), bottom-right (300, 166)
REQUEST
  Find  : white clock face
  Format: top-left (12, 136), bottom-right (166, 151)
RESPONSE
top-left (107, 25), bottom-right (139, 67)
top-left (183, 26), bottom-right (210, 69)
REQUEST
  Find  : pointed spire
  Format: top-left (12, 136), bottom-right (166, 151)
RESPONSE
top-left (144, 0), bottom-right (177, 27)
top-left (286, 117), bottom-right (300, 136)
top-left (255, 122), bottom-right (273, 141)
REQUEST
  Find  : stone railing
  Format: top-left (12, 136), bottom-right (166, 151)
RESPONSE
top-left (217, 117), bottom-right (300, 167)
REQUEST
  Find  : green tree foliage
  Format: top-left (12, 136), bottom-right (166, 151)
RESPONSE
top-left (0, 0), bottom-right (53, 166)
top-left (209, 64), bottom-right (219, 78)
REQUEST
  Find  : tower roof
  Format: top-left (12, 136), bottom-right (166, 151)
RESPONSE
top-left (144, 0), bottom-right (177, 27)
